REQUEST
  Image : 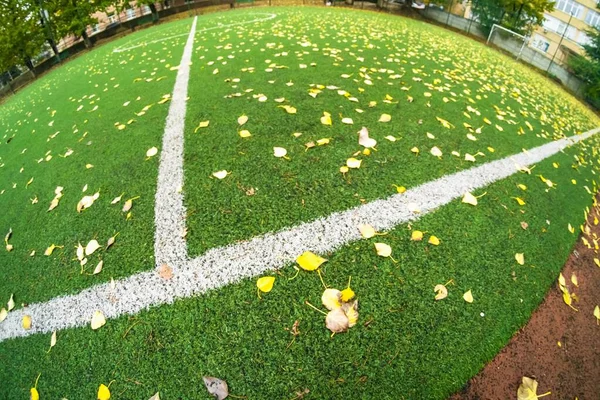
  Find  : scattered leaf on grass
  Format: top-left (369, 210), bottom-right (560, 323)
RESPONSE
top-left (93, 260), bottom-right (104, 275)
top-left (326, 308), bottom-right (349, 333)
top-left (358, 127), bottom-right (377, 148)
top-left (428, 235), bottom-right (440, 246)
top-left (374, 242), bottom-right (392, 257)
top-left (49, 331), bottom-right (57, 351)
top-left (378, 113), bottom-right (391, 122)
top-left (342, 300), bottom-right (359, 327)
top-left (296, 251), bottom-right (327, 271)
top-left (85, 240), bottom-right (101, 256)
top-left (257, 276), bottom-right (275, 294)
top-left (91, 310), bottom-right (106, 330)
top-left (98, 383), bottom-right (111, 400)
top-left (212, 170), bottom-right (229, 180)
top-left (515, 253), bottom-right (525, 265)
top-left (462, 192), bottom-right (478, 205)
top-left (434, 284), bottom-right (448, 300)
top-left (359, 224), bottom-right (376, 239)
top-left (273, 147), bottom-right (288, 158)
top-left (411, 230), bottom-right (423, 241)
top-left (203, 377), bottom-right (229, 400)
top-left (463, 290), bottom-right (474, 303)
top-left (237, 115), bottom-right (248, 125)
top-left (594, 306), bottom-right (600, 324)
top-left (146, 147), bottom-right (158, 158)
top-left (346, 158), bottom-right (361, 169)
top-left (148, 393), bottom-right (160, 400)
top-left (0, 308), bottom-right (7, 322)
top-left (322, 289), bottom-right (342, 311)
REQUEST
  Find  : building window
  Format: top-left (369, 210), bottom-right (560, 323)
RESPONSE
top-left (577, 31), bottom-right (591, 46)
top-left (531, 34), bottom-right (550, 53)
top-left (91, 24), bottom-right (101, 33)
top-left (554, 0), bottom-right (583, 19)
top-left (108, 14), bottom-right (118, 24)
top-left (142, 5), bottom-right (151, 15)
top-left (543, 14), bottom-right (578, 40)
top-left (126, 8), bottom-right (136, 20)
top-left (585, 9), bottom-right (600, 28)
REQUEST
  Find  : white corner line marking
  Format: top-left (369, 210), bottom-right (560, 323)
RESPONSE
top-left (0, 127), bottom-right (598, 342)
top-left (112, 13), bottom-right (277, 53)
top-left (153, 15), bottom-right (197, 271)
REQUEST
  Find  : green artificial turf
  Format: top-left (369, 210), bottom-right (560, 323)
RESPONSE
top-left (0, 19), bottom-right (192, 304)
top-left (182, 7), bottom-right (600, 256)
top-left (1, 6), bottom-right (600, 399)
top-left (0, 135), bottom-right (597, 399)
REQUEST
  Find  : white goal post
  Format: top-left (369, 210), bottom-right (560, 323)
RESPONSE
top-left (486, 24), bottom-right (530, 61)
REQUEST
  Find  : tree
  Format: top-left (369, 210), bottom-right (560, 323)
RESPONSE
top-left (569, 27), bottom-right (600, 107)
top-left (136, 0), bottom-right (160, 23)
top-left (0, 0), bottom-right (47, 75)
top-left (46, 0), bottom-right (111, 48)
top-left (471, 0), bottom-right (555, 36)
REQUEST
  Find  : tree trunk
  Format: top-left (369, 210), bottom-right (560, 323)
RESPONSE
top-left (81, 30), bottom-right (92, 48)
top-left (377, 0), bottom-right (385, 8)
top-left (345, 0), bottom-right (353, 4)
top-left (149, 3), bottom-right (159, 23)
top-left (48, 38), bottom-right (61, 62)
top-left (23, 57), bottom-right (36, 77)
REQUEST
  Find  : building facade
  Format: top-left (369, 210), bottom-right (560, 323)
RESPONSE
top-left (530, 0), bottom-right (599, 63)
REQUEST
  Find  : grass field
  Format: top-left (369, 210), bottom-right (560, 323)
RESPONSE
top-left (0, 6), bottom-right (599, 399)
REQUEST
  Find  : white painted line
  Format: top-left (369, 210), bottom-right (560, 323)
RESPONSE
top-left (113, 13), bottom-right (277, 53)
top-left (154, 15), bottom-right (197, 271)
top-left (0, 128), bottom-right (597, 342)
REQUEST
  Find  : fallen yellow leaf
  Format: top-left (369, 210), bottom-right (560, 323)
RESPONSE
top-left (296, 251), bottom-right (327, 271)
top-left (256, 276), bottom-right (275, 294)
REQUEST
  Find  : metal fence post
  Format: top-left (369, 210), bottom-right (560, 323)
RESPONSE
top-left (445, 0), bottom-right (453, 27)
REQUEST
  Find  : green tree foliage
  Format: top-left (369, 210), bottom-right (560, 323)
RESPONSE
top-left (45, 0), bottom-right (111, 47)
top-left (569, 28), bottom-right (600, 106)
top-left (0, 0), bottom-right (47, 74)
top-left (471, 0), bottom-right (555, 35)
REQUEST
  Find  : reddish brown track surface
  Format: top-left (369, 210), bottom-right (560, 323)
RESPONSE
top-left (450, 197), bottom-right (600, 400)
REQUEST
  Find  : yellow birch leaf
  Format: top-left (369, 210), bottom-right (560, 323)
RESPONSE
top-left (430, 146), bottom-right (442, 157)
top-left (296, 251), bottom-right (327, 271)
top-left (434, 284), bottom-right (448, 300)
top-left (594, 305), bottom-right (600, 324)
top-left (91, 310), bottom-right (106, 330)
top-left (462, 192), bottom-right (478, 206)
top-left (256, 276), bottom-right (275, 293)
top-left (515, 253), bottom-right (525, 265)
top-left (428, 235), bottom-right (440, 246)
top-left (346, 158), bottom-right (361, 169)
top-left (239, 130), bottom-right (251, 138)
top-left (339, 166), bottom-right (349, 174)
top-left (7, 294), bottom-right (14, 311)
top-left (23, 315), bottom-right (32, 330)
top-left (571, 274), bottom-right (578, 287)
top-left (322, 288), bottom-right (342, 310)
top-left (146, 147), bottom-right (158, 158)
top-left (379, 114), bottom-right (391, 122)
top-left (513, 197), bottom-right (526, 206)
top-left (50, 330), bottom-right (57, 350)
top-left (594, 258), bottom-right (600, 267)
top-left (411, 147), bottom-right (420, 155)
top-left (194, 120), bottom-right (210, 132)
top-left (463, 290), bottom-right (474, 303)
top-left (374, 242), bottom-right (392, 257)
top-left (237, 115), bottom-right (248, 125)
top-left (98, 384), bottom-right (111, 400)
top-left (359, 224), bottom-right (376, 239)
top-left (326, 308), bottom-right (349, 333)
top-left (341, 287), bottom-right (355, 302)
top-left (0, 308), bottom-right (7, 322)
top-left (411, 230), bottom-right (424, 241)
top-left (273, 147), bottom-right (287, 158)
top-left (517, 184), bottom-right (527, 190)
top-left (212, 170), bottom-right (229, 180)
top-left (517, 376), bottom-right (550, 400)
top-left (342, 300), bottom-right (358, 328)
top-left (320, 112), bottom-right (332, 126)
top-left (30, 388), bottom-right (39, 400)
